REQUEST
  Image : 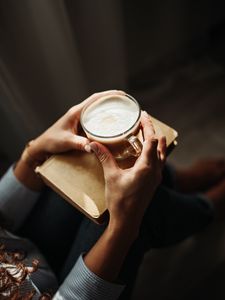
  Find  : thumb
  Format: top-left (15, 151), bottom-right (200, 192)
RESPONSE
top-left (69, 135), bottom-right (91, 152)
top-left (90, 142), bottom-right (118, 172)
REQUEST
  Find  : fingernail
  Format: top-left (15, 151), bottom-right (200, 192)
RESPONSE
top-left (84, 144), bottom-right (92, 153)
top-left (160, 153), bottom-right (165, 161)
top-left (89, 143), bottom-right (98, 153)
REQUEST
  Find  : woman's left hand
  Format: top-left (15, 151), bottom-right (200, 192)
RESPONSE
top-left (14, 90), bottom-right (124, 190)
top-left (25, 90), bottom-right (125, 166)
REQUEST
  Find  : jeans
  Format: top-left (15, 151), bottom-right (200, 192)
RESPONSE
top-left (19, 164), bottom-right (214, 299)
top-left (61, 165), bottom-right (214, 299)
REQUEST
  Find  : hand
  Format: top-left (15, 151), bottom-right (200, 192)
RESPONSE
top-left (14, 90), bottom-right (125, 190)
top-left (84, 111), bottom-right (166, 282)
top-left (26, 90), bottom-right (125, 165)
top-left (90, 111), bottom-right (167, 234)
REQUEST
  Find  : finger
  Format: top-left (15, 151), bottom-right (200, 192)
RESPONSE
top-left (140, 111), bottom-right (155, 140)
top-left (90, 142), bottom-right (118, 174)
top-left (68, 135), bottom-right (91, 152)
top-left (134, 138), bottom-right (159, 171)
top-left (158, 136), bottom-right (167, 162)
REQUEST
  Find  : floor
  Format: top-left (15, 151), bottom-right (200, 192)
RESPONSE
top-left (129, 53), bottom-right (225, 299)
top-left (132, 54), bottom-right (225, 167)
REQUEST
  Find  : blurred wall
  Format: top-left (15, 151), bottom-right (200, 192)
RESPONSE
top-left (0, 0), bottom-right (126, 160)
top-left (123, 0), bottom-right (225, 82)
top-left (0, 0), bottom-right (225, 160)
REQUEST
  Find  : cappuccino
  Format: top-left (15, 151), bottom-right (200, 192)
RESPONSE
top-left (82, 95), bottom-right (140, 138)
top-left (81, 93), bottom-right (142, 160)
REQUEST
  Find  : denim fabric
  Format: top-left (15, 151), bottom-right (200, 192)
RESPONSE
top-left (59, 164), bottom-right (214, 299)
top-left (19, 164), bottom-right (214, 299)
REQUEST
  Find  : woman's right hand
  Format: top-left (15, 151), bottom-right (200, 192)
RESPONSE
top-left (90, 111), bottom-right (166, 235)
top-left (84, 112), bottom-right (166, 282)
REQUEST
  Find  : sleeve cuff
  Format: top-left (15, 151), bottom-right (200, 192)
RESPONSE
top-left (54, 254), bottom-right (125, 300)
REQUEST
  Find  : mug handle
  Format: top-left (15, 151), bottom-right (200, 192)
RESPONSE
top-left (115, 135), bottom-right (142, 160)
top-left (126, 135), bottom-right (143, 157)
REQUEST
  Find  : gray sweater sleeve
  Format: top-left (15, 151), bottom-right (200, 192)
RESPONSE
top-left (0, 168), bottom-right (125, 299)
top-left (54, 255), bottom-right (125, 300)
top-left (0, 166), bottom-right (40, 231)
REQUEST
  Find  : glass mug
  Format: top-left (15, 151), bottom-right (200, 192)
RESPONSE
top-left (80, 93), bottom-right (143, 160)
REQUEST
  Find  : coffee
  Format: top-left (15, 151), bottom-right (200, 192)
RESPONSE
top-left (81, 94), bottom-right (142, 160)
top-left (82, 95), bottom-right (139, 138)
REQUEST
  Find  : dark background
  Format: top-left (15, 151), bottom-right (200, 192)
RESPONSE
top-left (0, 0), bottom-right (224, 164)
top-left (0, 1), bottom-right (225, 299)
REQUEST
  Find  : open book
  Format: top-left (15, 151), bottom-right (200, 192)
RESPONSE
top-left (35, 117), bottom-right (178, 224)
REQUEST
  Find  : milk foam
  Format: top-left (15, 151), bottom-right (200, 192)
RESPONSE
top-left (82, 96), bottom-right (139, 137)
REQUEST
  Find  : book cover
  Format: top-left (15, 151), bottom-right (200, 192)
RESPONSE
top-left (36, 117), bottom-right (178, 223)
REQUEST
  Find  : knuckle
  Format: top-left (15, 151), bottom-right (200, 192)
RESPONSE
top-left (136, 164), bottom-right (151, 176)
top-left (62, 137), bottom-right (73, 148)
top-left (67, 106), bottom-right (77, 117)
top-left (75, 142), bottom-right (83, 150)
top-left (67, 107), bottom-right (75, 114)
top-left (129, 172), bottom-right (138, 184)
top-left (45, 136), bottom-right (56, 148)
top-left (144, 139), bottom-right (152, 149)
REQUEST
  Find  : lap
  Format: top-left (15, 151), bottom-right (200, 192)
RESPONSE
top-left (19, 187), bottom-right (83, 276)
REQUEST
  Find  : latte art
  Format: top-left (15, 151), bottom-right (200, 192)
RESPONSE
top-left (82, 96), bottom-right (139, 137)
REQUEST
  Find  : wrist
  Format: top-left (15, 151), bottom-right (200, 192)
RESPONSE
top-left (108, 217), bottom-right (140, 242)
top-left (13, 140), bottom-right (46, 191)
top-left (21, 140), bottom-right (47, 169)
top-left (14, 159), bottom-right (44, 191)
top-left (108, 196), bottom-right (145, 240)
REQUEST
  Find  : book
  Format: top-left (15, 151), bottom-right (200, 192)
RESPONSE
top-left (35, 117), bottom-right (178, 224)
